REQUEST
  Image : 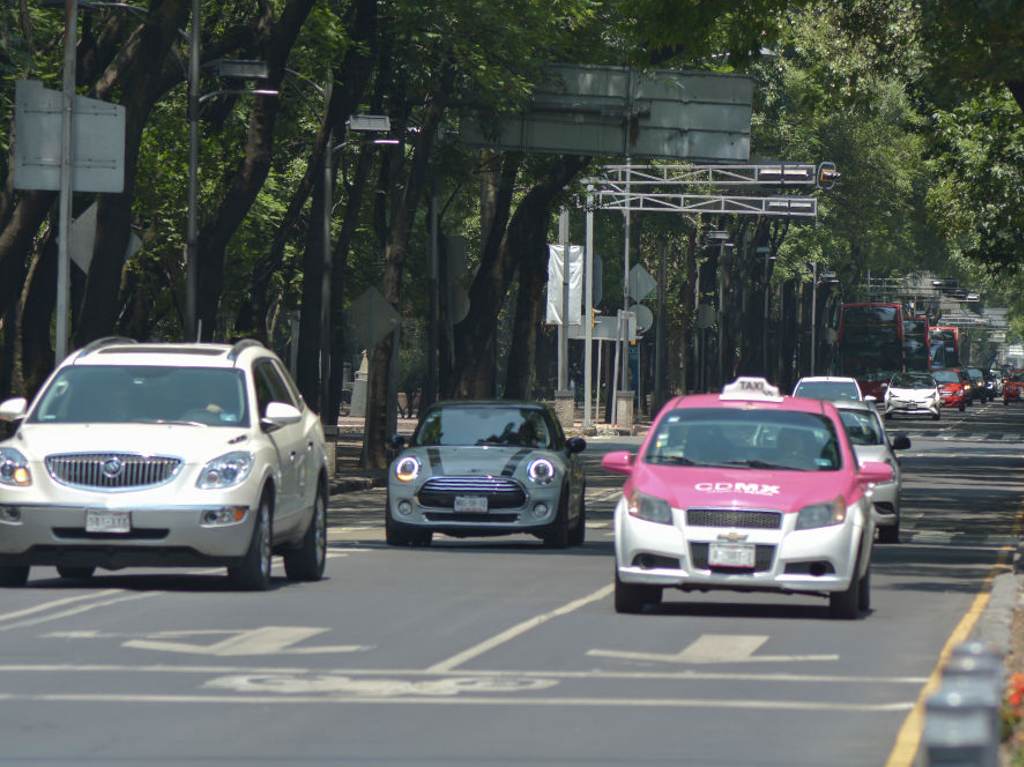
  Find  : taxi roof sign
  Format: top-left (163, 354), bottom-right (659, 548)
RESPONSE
top-left (720, 377), bottom-right (783, 402)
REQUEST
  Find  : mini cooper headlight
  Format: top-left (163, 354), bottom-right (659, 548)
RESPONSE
top-left (197, 451), bottom-right (254, 489)
top-left (527, 458), bottom-right (555, 484)
top-left (795, 496), bottom-right (847, 530)
top-left (0, 448), bottom-right (31, 487)
top-left (627, 492), bottom-right (673, 525)
top-left (394, 456), bottom-right (420, 483)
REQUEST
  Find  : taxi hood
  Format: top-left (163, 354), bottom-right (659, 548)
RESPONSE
top-left (624, 461), bottom-right (864, 513)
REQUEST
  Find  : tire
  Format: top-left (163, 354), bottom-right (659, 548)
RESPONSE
top-left (569, 486), bottom-right (586, 547)
top-left (614, 570), bottom-right (661, 614)
top-left (229, 493), bottom-right (273, 590)
top-left (829, 548), bottom-right (865, 620)
top-left (0, 566), bottom-right (29, 587)
top-left (857, 565), bottom-right (872, 612)
top-left (284, 485), bottom-right (327, 582)
top-left (960, 402), bottom-right (966, 412)
top-left (385, 497), bottom-right (432, 547)
top-left (542, 489), bottom-right (571, 549)
top-left (878, 524), bottom-right (899, 544)
top-left (57, 566), bottom-right (95, 579)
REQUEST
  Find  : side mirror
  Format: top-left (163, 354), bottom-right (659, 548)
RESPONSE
top-left (863, 395), bottom-right (877, 403)
top-left (0, 398), bottom-right (27, 422)
top-left (261, 401), bottom-right (302, 431)
top-left (601, 450), bottom-right (635, 476)
top-left (891, 433), bottom-right (911, 451)
top-left (566, 436), bottom-right (587, 454)
top-left (390, 434), bottom-right (407, 450)
top-left (860, 460), bottom-right (894, 485)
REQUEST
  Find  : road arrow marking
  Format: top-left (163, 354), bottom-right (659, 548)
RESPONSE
top-left (587, 634), bottom-right (838, 665)
top-left (121, 626), bottom-right (371, 657)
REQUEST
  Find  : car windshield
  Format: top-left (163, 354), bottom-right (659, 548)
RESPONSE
top-left (1011, 373), bottom-right (1024, 382)
top-left (891, 373), bottom-right (936, 389)
top-left (838, 409), bottom-right (884, 446)
top-left (644, 408), bottom-right (842, 471)
top-left (414, 406), bottom-right (553, 448)
top-left (793, 381), bottom-right (860, 401)
top-left (933, 370), bottom-right (960, 384)
top-left (968, 368), bottom-right (983, 380)
top-left (29, 365), bottom-right (249, 427)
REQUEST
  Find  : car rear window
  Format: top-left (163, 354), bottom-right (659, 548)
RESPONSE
top-left (933, 371), bottom-right (959, 384)
top-left (793, 381), bottom-right (860, 401)
top-left (645, 408), bottom-right (842, 472)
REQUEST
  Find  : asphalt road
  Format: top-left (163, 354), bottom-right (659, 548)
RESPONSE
top-left (0, 399), bottom-right (1021, 766)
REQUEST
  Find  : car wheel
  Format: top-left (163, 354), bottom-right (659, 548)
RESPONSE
top-left (569, 486), bottom-right (586, 547)
top-left (878, 524), bottom-right (899, 544)
top-left (0, 566), bottom-right (29, 587)
top-left (829, 550), bottom-right (864, 620)
top-left (542, 489), bottom-right (571, 549)
top-left (614, 570), bottom-right (661, 614)
top-left (283, 485), bottom-right (327, 582)
top-left (857, 565), bottom-right (871, 612)
top-left (960, 402), bottom-right (966, 412)
top-left (229, 492), bottom-right (273, 591)
top-left (57, 566), bottom-right (95, 579)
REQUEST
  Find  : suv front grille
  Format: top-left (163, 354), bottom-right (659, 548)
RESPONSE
top-left (686, 509), bottom-right (782, 529)
top-left (46, 453), bottom-right (182, 490)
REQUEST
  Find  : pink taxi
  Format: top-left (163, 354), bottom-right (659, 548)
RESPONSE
top-left (602, 378), bottom-right (893, 619)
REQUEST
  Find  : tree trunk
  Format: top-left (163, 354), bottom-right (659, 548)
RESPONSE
top-left (74, 0), bottom-right (190, 348)
top-left (502, 221), bottom-right (551, 400)
top-left (193, 0), bottom-right (316, 341)
top-left (20, 220), bottom-right (58, 396)
top-left (362, 79), bottom-right (451, 469)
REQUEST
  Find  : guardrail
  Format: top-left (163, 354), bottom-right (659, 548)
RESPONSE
top-left (923, 641), bottom-right (1005, 766)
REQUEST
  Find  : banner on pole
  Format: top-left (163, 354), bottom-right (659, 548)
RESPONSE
top-left (545, 244), bottom-right (583, 326)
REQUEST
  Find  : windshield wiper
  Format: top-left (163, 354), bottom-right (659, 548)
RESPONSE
top-left (721, 459), bottom-right (799, 470)
top-left (131, 418), bottom-right (208, 427)
top-left (646, 456), bottom-right (697, 466)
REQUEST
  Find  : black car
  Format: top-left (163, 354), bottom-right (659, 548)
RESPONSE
top-left (966, 368), bottom-right (990, 403)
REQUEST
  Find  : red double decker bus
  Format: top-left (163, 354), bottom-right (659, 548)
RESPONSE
top-left (838, 303), bottom-right (907, 399)
top-left (903, 315), bottom-right (930, 371)
top-left (930, 325), bottom-right (960, 369)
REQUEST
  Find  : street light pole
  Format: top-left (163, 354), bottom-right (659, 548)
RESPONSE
top-left (56, 0), bottom-right (79, 362)
top-left (318, 74), bottom-right (334, 425)
top-left (810, 261), bottom-right (818, 376)
top-left (583, 188), bottom-right (594, 430)
top-left (185, 0), bottom-right (200, 341)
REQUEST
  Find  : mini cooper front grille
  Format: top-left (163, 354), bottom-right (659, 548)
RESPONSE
top-left (46, 454), bottom-right (182, 490)
top-left (417, 476), bottom-right (526, 509)
top-left (686, 509), bottom-right (783, 530)
top-left (690, 543), bottom-right (776, 572)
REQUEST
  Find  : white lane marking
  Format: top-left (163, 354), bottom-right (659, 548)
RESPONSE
top-left (0, 663), bottom-right (928, 684)
top-left (122, 626), bottom-right (371, 657)
top-left (588, 634), bottom-right (838, 665)
top-left (205, 673), bottom-right (558, 696)
top-left (0, 663), bottom-right (929, 685)
top-left (10, 691), bottom-right (913, 711)
top-left (0, 592), bottom-right (159, 633)
top-left (0, 589), bottom-right (124, 625)
top-left (426, 584), bottom-right (614, 673)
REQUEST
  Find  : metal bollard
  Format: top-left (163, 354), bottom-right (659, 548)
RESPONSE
top-left (923, 643), bottom-right (1005, 767)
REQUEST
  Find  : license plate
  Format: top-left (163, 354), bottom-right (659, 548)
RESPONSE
top-left (85, 510), bottom-right (131, 534)
top-left (453, 496), bottom-right (488, 513)
top-left (708, 542), bottom-right (756, 568)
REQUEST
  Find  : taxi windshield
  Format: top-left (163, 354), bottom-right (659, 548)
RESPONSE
top-left (793, 380), bottom-right (860, 401)
top-left (645, 408), bottom-right (842, 472)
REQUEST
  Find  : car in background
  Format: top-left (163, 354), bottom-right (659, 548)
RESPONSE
top-left (989, 370), bottom-right (1004, 397)
top-left (835, 401), bottom-right (910, 544)
top-left (605, 377), bottom-right (890, 619)
top-left (982, 369), bottom-right (998, 400)
top-left (792, 376), bottom-right (864, 402)
top-left (966, 368), bottom-right (990, 403)
top-left (0, 338), bottom-right (329, 590)
top-left (386, 401), bottom-right (586, 547)
top-left (1004, 371), bottom-right (1024, 405)
top-left (933, 369), bottom-right (968, 412)
top-left (884, 372), bottom-right (941, 421)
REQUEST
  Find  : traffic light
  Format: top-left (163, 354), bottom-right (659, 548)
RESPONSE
top-left (816, 161), bottom-right (840, 190)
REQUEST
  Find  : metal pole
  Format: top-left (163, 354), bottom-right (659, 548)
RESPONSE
top-left (621, 157), bottom-right (631, 390)
top-left (717, 241), bottom-right (725, 387)
top-left (595, 339), bottom-right (602, 422)
top-left (426, 188), bottom-right (439, 409)
top-left (318, 75), bottom-right (334, 425)
top-left (763, 251), bottom-right (770, 375)
top-left (810, 261), bottom-right (818, 376)
top-left (185, 0), bottom-right (200, 340)
top-left (611, 310), bottom-right (621, 424)
top-left (583, 191), bottom-right (594, 430)
top-left (56, 0), bottom-right (78, 361)
top-left (557, 208), bottom-right (570, 392)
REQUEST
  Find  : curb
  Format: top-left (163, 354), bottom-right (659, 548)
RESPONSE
top-left (970, 538), bottom-right (1024, 653)
top-left (329, 476), bottom-right (385, 495)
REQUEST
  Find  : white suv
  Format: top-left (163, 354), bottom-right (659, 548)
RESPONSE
top-left (0, 338), bottom-right (328, 590)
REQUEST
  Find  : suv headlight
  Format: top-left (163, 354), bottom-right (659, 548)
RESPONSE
top-left (197, 451), bottom-right (254, 489)
top-left (627, 492), bottom-right (673, 525)
top-left (527, 458), bottom-right (555, 484)
top-left (0, 448), bottom-right (31, 487)
top-left (394, 456), bottom-right (420, 483)
top-left (795, 497), bottom-right (846, 530)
